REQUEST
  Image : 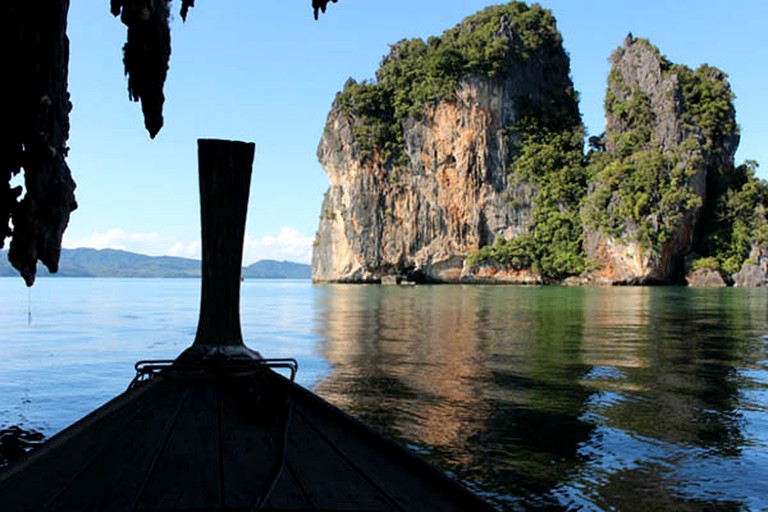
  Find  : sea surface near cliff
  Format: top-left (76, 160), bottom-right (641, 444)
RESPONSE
top-left (1, 278), bottom-right (767, 510)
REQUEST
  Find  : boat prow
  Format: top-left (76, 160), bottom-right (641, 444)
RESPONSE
top-left (0, 359), bottom-right (493, 511)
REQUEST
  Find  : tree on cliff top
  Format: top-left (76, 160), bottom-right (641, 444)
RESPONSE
top-left (1, 0), bottom-right (339, 285)
top-left (336, 2), bottom-right (579, 164)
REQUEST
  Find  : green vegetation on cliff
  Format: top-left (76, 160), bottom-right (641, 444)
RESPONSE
top-left (582, 146), bottom-right (703, 254)
top-left (694, 160), bottom-right (768, 274)
top-left (582, 38), bottom-right (766, 274)
top-left (582, 40), bottom-right (704, 256)
top-left (512, 128), bottom-right (587, 278)
top-left (335, 2), bottom-right (571, 165)
top-left (470, 126), bottom-right (587, 279)
top-left (682, 62), bottom-right (767, 273)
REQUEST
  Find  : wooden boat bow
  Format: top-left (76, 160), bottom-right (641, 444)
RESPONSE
top-left (0, 139), bottom-right (494, 511)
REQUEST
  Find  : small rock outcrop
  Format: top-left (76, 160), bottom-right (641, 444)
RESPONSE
top-left (687, 268), bottom-right (729, 287)
top-left (733, 246), bottom-right (768, 287)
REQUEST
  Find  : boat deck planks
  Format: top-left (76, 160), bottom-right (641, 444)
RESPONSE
top-left (133, 382), bottom-right (222, 510)
top-left (52, 382), bottom-right (187, 510)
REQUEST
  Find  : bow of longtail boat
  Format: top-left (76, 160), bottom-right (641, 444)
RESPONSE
top-left (0, 139), bottom-right (493, 511)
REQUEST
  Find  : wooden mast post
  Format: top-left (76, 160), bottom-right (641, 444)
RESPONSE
top-left (178, 138), bottom-right (259, 361)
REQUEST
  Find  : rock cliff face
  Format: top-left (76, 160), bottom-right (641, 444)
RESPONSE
top-left (312, 3), bottom-right (578, 283)
top-left (582, 36), bottom-right (739, 284)
top-left (313, 4), bottom-right (764, 286)
top-left (314, 79), bottom-right (528, 282)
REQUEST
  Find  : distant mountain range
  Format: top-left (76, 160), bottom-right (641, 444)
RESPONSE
top-left (0, 248), bottom-right (311, 279)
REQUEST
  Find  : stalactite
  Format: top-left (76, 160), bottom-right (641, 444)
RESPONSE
top-left (313, 0), bottom-right (339, 20)
top-left (111, 0), bottom-right (172, 139)
top-left (0, 0), bottom-right (78, 286)
top-left (110, 0), bottom-right (339, 139)
top-left (180, 0), bottom-right (195, 22)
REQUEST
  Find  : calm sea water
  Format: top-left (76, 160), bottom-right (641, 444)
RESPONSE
top-left (1, 278), bottom-right (767, 511)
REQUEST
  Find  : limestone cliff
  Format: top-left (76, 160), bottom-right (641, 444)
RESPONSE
top-left (582, 36), bottom-right (739, 284)
top-left (312, 2), bottom-right (580, 283)
top-left (313, 6), bottom-right (763, 286)
top-left (314, 78), bottom-right (533, 282)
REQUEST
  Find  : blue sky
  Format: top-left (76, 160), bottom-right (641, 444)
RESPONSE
top-left (60, 1), bottom-right (768, 264)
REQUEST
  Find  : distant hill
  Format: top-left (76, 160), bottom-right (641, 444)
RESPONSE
top-left (0, 248), bottom-right (311, 279)
top-left (242, 260), bottom-right (312, 279)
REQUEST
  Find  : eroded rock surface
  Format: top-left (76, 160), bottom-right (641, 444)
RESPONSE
top-left (582, 36), bottom-right (739, 284)
top-left (313, 4), bottom-right (577, 283)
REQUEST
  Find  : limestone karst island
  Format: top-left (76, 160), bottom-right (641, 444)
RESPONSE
top-left (311, 2), bottom-right (767, 287)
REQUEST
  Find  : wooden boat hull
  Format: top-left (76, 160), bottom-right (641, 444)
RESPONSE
top-left (0, 364), bottom-right (494, 511)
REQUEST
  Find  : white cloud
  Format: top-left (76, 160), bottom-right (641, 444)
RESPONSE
top-left (63, 228), bottom-right (168, 255)
top-left (63, 226), bottom-right (313, 265)
top-left (243, 227), bottom-right (314, 265)
top-left (167, 240), bottom-right (202, 260)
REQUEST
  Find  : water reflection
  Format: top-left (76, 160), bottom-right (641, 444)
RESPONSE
top-left (472, 287), bottom-right (594, 510)
top-left (314, 285), bottom-right (493, 464)
top-left (579, 289), bottom-right (768, 511)
top-left (313, 285), bottom-right (768, 511)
